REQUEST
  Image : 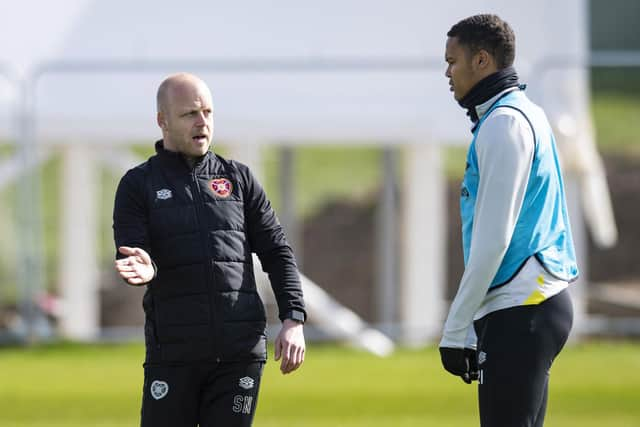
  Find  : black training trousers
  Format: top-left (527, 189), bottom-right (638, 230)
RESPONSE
top-left (140, 361), bottom-right (264, 427)
top-left (474, 289), bottom-right (573, 427)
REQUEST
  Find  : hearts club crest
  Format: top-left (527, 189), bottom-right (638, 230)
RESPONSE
top-left (150, 380), bottom-right (169, 400)
top-left (210, 178), bottom-right (233, 198)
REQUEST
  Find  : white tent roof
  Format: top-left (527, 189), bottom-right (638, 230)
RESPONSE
top-left (0, 0), bottom-right (587, 144)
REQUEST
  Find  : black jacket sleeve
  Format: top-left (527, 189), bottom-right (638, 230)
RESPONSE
top-left (239, 163), bottom-right (306, 321)
top-left (113, 166), bottom-right (151, 261)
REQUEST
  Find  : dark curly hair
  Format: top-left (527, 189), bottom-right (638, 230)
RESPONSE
top-left (447, 14), bottom-right (516, 69)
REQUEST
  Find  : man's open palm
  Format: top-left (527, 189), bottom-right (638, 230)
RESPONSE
top-left (115, 246), bottom-right (154, 285)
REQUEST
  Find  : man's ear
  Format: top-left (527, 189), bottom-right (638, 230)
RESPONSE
top-left (157, 111), bottom-right (167, 130)
top-left (475, 49), bottom-right (492, 70)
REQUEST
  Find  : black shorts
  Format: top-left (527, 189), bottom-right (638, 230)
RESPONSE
top-left (474, 289), bottom-right (573, 427)
top-left (141, 361), bottom-right (264, 427)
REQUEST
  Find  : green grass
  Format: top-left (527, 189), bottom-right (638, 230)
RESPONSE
top-left (261, 145), bottom-right (383, 219)
top-left (0, 341), bottom-right (638, 426)
top-left (591, 93), bottom-right (640, 154)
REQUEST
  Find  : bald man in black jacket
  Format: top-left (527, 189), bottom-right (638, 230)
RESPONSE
top-left (113, 72), bottom-right (306, 427)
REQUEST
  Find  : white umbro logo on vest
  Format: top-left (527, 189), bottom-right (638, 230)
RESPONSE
top-left (156, 189), bottom-right (172, 200)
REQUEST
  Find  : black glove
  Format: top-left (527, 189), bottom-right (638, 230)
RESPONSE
top-left (465, 348), bottom-right (479, 382)
top-left (439, 347), bottom-right (479, 384)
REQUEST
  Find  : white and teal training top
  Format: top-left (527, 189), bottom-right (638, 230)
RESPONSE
top-left (440, 87), bottom-right (579, 349)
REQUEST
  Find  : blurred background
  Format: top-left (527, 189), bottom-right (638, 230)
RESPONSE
top-left (0, 1), bottom-right (639, 426)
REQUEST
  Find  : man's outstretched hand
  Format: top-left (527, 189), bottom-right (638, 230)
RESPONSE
top-left (274, 319), bottom-right (305, 375)
top-left (115, 246), bottom-right (155, 286)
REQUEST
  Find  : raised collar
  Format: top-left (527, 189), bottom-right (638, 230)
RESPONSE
top-left (474, 86), bottom-right (521, 122)
top-left (154, 140), bottom-right (214, 173)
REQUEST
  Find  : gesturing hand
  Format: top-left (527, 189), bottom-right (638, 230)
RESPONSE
top-left (274, 319), bottom-right (305, 374)
top-left (115, 246), bottom-right (155, 286)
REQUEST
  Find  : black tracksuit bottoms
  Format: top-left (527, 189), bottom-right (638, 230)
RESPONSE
top-left (140, 360), bottom-right (264, 427)
top-left (474, 289), bottom-right (573, 427)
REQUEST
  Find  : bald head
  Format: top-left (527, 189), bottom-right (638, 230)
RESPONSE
top-left (156, 73), bottom-right (214, 158)
top-left (156, 73), bottom-right (213, 114)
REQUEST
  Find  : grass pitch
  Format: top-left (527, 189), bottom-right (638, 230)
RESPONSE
top-left (0, 341), bottom-right (638, 426)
